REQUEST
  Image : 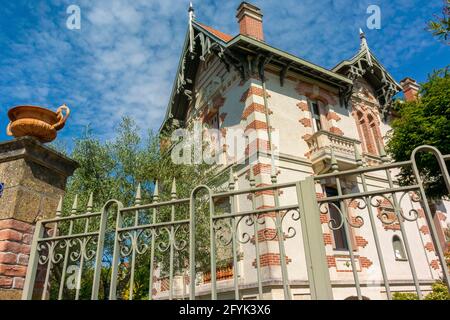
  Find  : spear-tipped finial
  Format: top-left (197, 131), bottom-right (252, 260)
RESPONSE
top-left (228, 167), bottom-right (235, 190)
top-left (354, 144), bottom-right (363, 167)
top-left (56, 196), bottom-right (63, 217)
top-left (249, 166), bottom-right (256, 188)
top-left (378, 142), bottom-right (388, 162)
top-left (86, 192), bottom-right (94, 213)
top-left (271, 154), bottom-right (277, 184)
top-left (71, 194), bottom-right (78, 215)
top-left (188, 2), bottom-right (195, 54)
top-left (359, 28), bottom-right (373, 67)
top-left (153, 181), bottom-right (159, 203)
top-left (171, 178), bottom-right (177, 199)
top-left (135, 184), bottom-right (142, 205)
top-left (331, 149), bottom-right (339, 172)
top-left (359, 28), bottom-right (365, 38)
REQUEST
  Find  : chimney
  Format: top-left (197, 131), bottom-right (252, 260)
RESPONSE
top-left (236, 2), bottom-right (264, 41)
top-left (400, 77), bottom-right (420, 102)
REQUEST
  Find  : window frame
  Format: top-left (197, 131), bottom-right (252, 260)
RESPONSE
top-left (309, 100), bottom-right (323, 133)
top-left (392, 235), bottom-right (408, 261)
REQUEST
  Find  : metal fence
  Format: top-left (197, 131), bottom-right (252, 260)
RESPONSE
top-left (22, 145), bottom-right (450, 300)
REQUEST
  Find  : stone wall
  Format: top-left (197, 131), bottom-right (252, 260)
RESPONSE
top-left (0, 137), bottom-right (78, 299)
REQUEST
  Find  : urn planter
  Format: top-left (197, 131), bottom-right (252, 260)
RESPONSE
top-left (7, 105), bottom-right (70, 143)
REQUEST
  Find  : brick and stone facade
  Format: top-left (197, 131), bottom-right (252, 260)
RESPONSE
top-left (0, 137), bottom-right (78, 299)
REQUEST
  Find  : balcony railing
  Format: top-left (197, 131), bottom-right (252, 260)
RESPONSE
top-left (305, 130), bottom-right (362, 173)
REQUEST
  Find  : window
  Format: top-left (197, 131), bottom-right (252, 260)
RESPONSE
top-left (356, 110), bottom-right (383, 156)
top-left (325, 187), bottom-right (349, 251)
top-left (392, 235), bottom-right (407, 260)
top-left (310, 101), bottom-right (322, 132)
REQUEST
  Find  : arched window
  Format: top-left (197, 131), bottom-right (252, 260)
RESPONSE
top-left (393, 235), bottom-right (407, 260)
top-left (355, 110), bottom-right (382, 155)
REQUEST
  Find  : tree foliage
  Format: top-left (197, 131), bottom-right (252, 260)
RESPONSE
top-left (48, 116), bottom-right (232, 299)
top-left (386, 67), bottom-right (450, 199)
top-left (393, 281), bottom-right (450, 300)
top-left (428, 0), bottom-right (450, 44)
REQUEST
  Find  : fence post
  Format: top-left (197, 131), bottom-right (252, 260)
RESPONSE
top-left (21, 221), bottom-right (44, 300)
top-left (296, 177), bottom-right (333, 300)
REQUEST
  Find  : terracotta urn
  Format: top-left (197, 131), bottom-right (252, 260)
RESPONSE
top-left (6, 105), bottom-right (70, 143)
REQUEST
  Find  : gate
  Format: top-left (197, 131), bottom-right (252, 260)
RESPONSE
top-left (22, 146), bottom-right (450, 300)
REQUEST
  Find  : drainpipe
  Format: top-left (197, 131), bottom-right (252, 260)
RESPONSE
top-left (259, 61), bottom-right (275, 164)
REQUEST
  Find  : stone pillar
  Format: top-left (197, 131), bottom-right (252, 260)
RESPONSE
top-left (0, 137), bottom-right (78, 299)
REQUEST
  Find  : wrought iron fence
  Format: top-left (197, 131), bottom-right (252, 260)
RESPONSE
top-left (22, 145), bottom-right (450, 300)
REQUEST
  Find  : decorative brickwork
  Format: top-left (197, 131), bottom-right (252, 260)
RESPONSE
top-left (424, 242), bottom-right (435, 252)
top-left (240, 86), bottom-right (265, 102)
top-left (297, 101), bottom-right (309, 112)
top-left (0, 219), bottom-right (34, 291)
top-left (326, 112), bottom-right (341, 122)
top-left (355, 236), bottom-right (368, 248)
top-left (359, 256), bottom-right (373, 269)
top-left (430, 260), bottom-right (440, 270)
top-left (320, 214), bottom-right (329, 225)
top-left (252, 163), bottom-right (272, 176)
top-left (326, 256), bottom-right (336, 268)
top-left (242, 103), bottom-right (266, 120)
top-left (329, 126), bottom-right (344, 136)
top-left (419, 225), bottom-right (430, 235)
top-left (323, 233), bottom-right (332, 245)
top-left (245, 120), bottom-right (268, 131)
top-left (299, 118), bottom-right (312, 128)
top-left (296, 81), bottom-right (338, 106)
top-left (245, 139), bottom-right (270, 156)
top-left (251, 228), bottom-right (285, 243)
top-left (252, 253), bottom-right (291, 268)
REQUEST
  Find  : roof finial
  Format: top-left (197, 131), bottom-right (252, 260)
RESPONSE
top-left (188, 2), bottom-right (195, 54)
top-left (359, 27), bottom-right (373, 67)
top-left (189, 2), bottom-right (195, 18)
top-left (359, 28), bottom-right (365, 38)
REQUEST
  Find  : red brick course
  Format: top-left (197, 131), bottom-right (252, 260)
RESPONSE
top-left (0, 218), bottom-right (34, 292)
top-left (355, 236), bottom-right (368, 248)
top-left (430, 260), bottom-right (440, 270)
top-left (419, 225), bottom-right (430, 235)
top-left (323, 233), bottom-right (332, 245)
top-left (242, 103), bottom-right (266, 120)
top-left (245, 120), bottom-right (268, 131)
top-left (297, 101), bottom-right (309, 112)
top-left (424, 242), bottom-right (435, 252)
top-left (252, 253), bottom-right (291, 268)
top-left (329, 127), bottom-right (344, 136)
top-left (299, 118), bottom-right (312, 128)
top-left (240, 86), bottom-right (265, 102)
top-left (326, 112), bottom-right (341, 122)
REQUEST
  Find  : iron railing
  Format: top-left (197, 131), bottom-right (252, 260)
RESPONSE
top-left (22, 145), bottom-right (450, 300)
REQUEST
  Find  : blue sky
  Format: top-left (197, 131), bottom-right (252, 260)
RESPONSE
top-left (0, 0), bottom-right (448, 148)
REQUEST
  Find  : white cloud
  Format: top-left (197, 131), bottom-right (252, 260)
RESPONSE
top-left (0, 0), bottom-right (447, 144)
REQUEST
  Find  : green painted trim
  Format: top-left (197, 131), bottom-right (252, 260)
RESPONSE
top-left (227, 35), bottom-right (353, 85)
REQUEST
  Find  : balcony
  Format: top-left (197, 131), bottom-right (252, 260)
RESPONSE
top-left (305, 130), bottom-right (362, 174)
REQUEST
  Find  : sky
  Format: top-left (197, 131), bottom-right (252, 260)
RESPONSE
top-left (0, 0), bottom-right (448, 148)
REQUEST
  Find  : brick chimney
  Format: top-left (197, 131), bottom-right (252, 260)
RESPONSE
top-left (236, 2), bottom-right (264, 41)
top-left (400, 77), bottom-right (420, 102)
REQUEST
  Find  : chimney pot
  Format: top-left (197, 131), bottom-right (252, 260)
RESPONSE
top-left (400, 77), bottom-right (420, 102)
top-left (236, 2), bottom-right (264, 41)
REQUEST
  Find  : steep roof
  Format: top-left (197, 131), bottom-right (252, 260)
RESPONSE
top-left (196, 23), bottom-right (234, 42)
top-left (160, 21), bottom-right (399, 132)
